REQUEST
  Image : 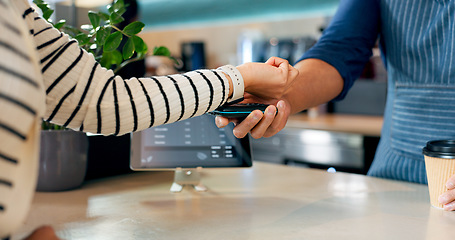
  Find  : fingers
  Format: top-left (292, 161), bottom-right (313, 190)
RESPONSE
top-left (265, 56), bottom-right (289, 67)
top-left (25, 226), bottom-right (60, 240)
top-left (439, 189), bottom-right (455, 211)
top-left (446, 175), bottom-right (455, 190)
top-left (265, 56), bottom-right (277, 65)
top-left (230, 100), bottom-right (289, 139)
top-left (215, 111), bottom-right (266, 139)
top-left (265, 57), bottom-right (294, 76)
top-left (249, 105), bottom-right (277, 139)
top-left (264, 57), bottom-right (298, 91)
top-left (288, 64), bottom-right (299, 82)
top-left (439, 175), bottom-right (455, 211)
top-left (263, 100), bottom-right (288, 138)
top-left (215, 116), bottom-right (230, 128)
top-left (266, 57), bottom-right (291, 77)
top-left (232, 110), bottom-right (264, 138)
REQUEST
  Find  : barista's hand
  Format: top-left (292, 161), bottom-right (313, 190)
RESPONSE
top-left (24, 226), bottom-right (60, 240)
top-left (236, 57), bottom-right (298, 100)
top-left (215, 93), bottom-right (291, 139)
top-left (438, 174), bottom-right (455, 211)
top-left (217, 57), bottom-right (297, 139)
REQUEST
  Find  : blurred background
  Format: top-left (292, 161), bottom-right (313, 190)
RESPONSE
top-left (41, 0), bottom-right (387, 177)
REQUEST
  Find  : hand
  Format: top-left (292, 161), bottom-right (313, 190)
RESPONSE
top-left (438, 174), bottom-right (455, 211)
top-left (236, 57), bottom-right (299, 100)
top-left (216, 57), bottom-right (297, 139)
top-left (215, 94), bottom-right (291, 139)
top-left (24, 226), bottom-right (60, 240)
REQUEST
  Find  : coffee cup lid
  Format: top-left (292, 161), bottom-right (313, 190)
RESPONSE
top-left (422, 140), bottom-right (455, 159)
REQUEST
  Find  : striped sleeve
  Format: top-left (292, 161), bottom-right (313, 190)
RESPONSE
top-left (0, 0), bottom-right (45, 238)
top-left (26, 11), bottom-right (230, 136)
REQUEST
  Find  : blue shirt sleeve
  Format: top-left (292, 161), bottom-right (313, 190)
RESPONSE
top-left (297, 0), bottom-right (381, 101)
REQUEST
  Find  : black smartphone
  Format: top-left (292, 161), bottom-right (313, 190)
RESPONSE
top-left (208, 103), bottom-right (272, 118)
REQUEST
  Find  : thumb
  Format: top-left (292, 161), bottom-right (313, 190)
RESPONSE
top-left (288, 65), bottom-right (299, 82)
top-left (276, 60), bottom-right (290, 75)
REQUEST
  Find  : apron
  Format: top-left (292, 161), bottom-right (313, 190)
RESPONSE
top-left (368, 0), bottom-right (455, 183)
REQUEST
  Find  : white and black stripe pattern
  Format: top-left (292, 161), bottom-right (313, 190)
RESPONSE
top-left (1, 0), bottom-right (232, 237)
top-left (95, 75), bottom-right (116, 133)
top-left (137, 79), bottom-right (156, 128)
top-left (62, 63), bottom-right (99, 128)
top-left (1, 0), bottom-right (46, 238)
top-left (166, 75), bottom-right (186, 122)
top-left (0, 3), bottom-right (42, 142)
top-left (24, 8), bottom-right (229, 135)
top-left (181, 74), bottom-right (201, 118)
top-left (149, 76), bottom-right (171, 124)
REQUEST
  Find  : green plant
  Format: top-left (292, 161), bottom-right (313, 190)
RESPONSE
top-left (33, 0), bottom-right (174, 72)
top-left (34, 0), bottom-right (174, 130)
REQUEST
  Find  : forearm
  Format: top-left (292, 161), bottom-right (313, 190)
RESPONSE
top-left (285, 58), bottom-right (344, 114)
top-left (30, 12), bottom-right (230, 135)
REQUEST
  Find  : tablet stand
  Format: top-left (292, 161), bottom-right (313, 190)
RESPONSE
top-left (170, 167), bottom-right (208, 193)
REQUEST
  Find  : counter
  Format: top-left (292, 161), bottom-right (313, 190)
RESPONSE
top-left (14, 162), bottom-right (455, 240)
top-left (286, 113), bottom-right (383, 137)
top-left (251, 114), bottom-right (383, 172)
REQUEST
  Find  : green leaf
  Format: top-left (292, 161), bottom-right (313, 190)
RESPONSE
top-left (36, 3), bottom-right (47, 8)
top-left (111, 50), bottom-right (123, 66)
top-left (123, 21), bottom-right (145, 36)
top-left (153, 46), bottom-right (171, 57)
top-left (43, 9), bottom-right (54, 21)
top-left (53, 20), bottom-right (66, 30)
top-left (101, 50), bottom-right (123, 69)
top-left (123, 37), bottom-right (135, 60)
top-left (88, 11), bottom-right (100, 29)
top-left (109, 12), bottom-right (124, 25)
top-left (39, 3), bottom-right (49, 8)
top-left (112, 0), bottom-right (125, 11)
top-left (103, 31), bottom-right (123, 52)
top-left (75, 33), bottom-right (91, 46)
top-left (116, 7), bottom-right (127, 17)
top-left (96, 27), bottom-right (111, 46)
top-left (34, 2), bottom-right (52, 21)
top-left (132, 36), bottom-right (148, 54)
top-left (169, 56), bottom-right (180, 65)
top-left (33, 0), bottom-right (44, 5)
top-left (107, 4), bottom-right (115, 14)
top-left (99, 12), bottom-right (110, 21)
top-left (62, 25), bottom-right (83, 38)
top-left (100, 52), bottom-right (112, 69)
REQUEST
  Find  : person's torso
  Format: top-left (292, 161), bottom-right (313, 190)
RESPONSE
top-left (379, 0), bottom-right (455, 162)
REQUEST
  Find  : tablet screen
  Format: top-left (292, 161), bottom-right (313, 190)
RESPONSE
top-left (130, 114), bottom-right (252, 170)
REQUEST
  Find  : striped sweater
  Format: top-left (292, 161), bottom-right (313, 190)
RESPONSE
top-left (0, 0), bottom-right (231, 237)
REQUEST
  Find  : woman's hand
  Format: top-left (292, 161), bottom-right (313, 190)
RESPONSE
top-left (439, 174), bottom-right (455, 211)
top-left (236, 57), bottom-right (299, 100)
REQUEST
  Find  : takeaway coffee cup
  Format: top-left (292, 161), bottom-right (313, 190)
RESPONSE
top-left (422, 140), bottom-right (455, 209)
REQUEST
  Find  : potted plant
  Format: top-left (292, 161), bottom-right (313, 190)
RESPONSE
top-left (34, 0), bottom-right (174, 190)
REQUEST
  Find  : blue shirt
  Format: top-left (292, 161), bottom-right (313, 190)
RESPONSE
top-left (299, 0), bottom-right (455, 184)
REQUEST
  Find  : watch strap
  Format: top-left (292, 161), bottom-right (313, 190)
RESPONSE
top-left (217, 65), bottom-right (244, 104)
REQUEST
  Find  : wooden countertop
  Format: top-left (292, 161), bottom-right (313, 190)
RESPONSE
top-left (13, 162), bottom-right (455, 240)
top-left (286, 113), bottom-right (383, 137)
